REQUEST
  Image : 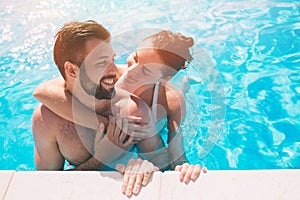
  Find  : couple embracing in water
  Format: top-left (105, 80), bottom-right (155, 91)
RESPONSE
top-left (32, 20), bottom-right (206, 197)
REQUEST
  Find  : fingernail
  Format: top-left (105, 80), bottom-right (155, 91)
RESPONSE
top-left (99, 123), bottom-right (104, 130)
top-left (184, 177), bottom-right (189, 183)
top-left (179, 176), bottom-right (184, 182)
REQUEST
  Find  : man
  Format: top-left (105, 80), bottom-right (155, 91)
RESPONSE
top-left (32, 20), bottom-right (164, 196)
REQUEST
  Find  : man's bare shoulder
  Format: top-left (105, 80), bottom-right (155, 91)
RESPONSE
top-left (32, 104), bottom-right (67, 126)
top-left (32, 104), bottom-right (61, 137)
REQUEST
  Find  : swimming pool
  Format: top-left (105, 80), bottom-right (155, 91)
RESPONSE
top-left (0, 0), bottom-right (299, 170)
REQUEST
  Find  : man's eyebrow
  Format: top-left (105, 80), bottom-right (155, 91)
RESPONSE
top-left (100, 53), bottom-right (116, 59)
top-left (95, 53), bottom-right (116, 64)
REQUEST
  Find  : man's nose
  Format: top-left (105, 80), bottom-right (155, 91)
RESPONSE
top-left (105, 61), bottom-right (117, 73)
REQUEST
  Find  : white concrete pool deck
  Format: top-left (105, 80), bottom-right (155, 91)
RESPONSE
top-left (0, 170), bottom-right (299, 200)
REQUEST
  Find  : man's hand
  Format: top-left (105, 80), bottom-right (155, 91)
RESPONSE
top-left (93, 116), bottom-right (134, 164)
top-left (124, 116), bottom-right (156, 142)
top-left (175, 163), bottom-right (207, 183)
top-left (116, 158), bottom-right (159, 197)
top-left (113, 94), bottom-right (157, 142)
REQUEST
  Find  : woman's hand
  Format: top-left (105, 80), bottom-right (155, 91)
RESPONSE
top-left (116, 158), bottom-right (159, 197)
top-left (175, 163), bottom-right (207, 183)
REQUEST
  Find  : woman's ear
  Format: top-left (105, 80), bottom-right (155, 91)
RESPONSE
top-left (64, 61), bottom-right (79, 78)
top-left (127, 51), bottom-right (139, 67)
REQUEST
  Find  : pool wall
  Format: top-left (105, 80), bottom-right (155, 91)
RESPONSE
top-left (1, 170), bottom-right (299, 199)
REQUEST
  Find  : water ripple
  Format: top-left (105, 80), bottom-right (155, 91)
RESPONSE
top-left (1, 0), bottom-right (300, 170)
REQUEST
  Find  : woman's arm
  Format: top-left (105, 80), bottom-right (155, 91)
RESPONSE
top-left (165, 84), bottom-right (188, 166)
top-left (33, 77), bottom-right (108, 130)
top-left (167, 86), bottom-right (203, 183)
top-left (117, 93), bottom-right (170, 170)
top-left (136, 134), bottom-right (170, 171)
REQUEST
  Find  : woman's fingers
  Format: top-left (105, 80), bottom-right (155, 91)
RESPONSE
top-left (122, 159), bottom-right (134, 194)
top-left (119, 158), bottom-right (159, 197)
top-left (124, 115), bottom-right (143, 123)
top-left (131, 131), bottom-right (148, 140)
top-left (176, 164), bottom-right (207, 183)
top-left (179, 163), bottom-right (189, 182)
top-left (122, 172), bottom-right (130, 194)
top-left (132, 173), bottom-right (143, 195)
top-left (126, 174), bottom-right (137, 196)
top-left (107, 116), bottom-right (116, 140)
top-left (94, 122), bottom-right (104, 144)
top-left (114, 115), bottom-right (122, 142)
top-left (142, 172), bottom-right (152, 186)
top-left (122, 118), bottom-right (129, 134)
top-left (183, 165), bottom-right (194, 183)
top-left (116, 164), bottom-right (126, 174)
top-left (191, 164), bottom-right (201, 181)
top-left (175, 164), bottom-right (183, 171)
top-left (124, 159), bottom-right (138, 196)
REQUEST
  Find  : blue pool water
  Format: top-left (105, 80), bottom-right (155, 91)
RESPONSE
top-left (0, 0), bottom-right (299, 170)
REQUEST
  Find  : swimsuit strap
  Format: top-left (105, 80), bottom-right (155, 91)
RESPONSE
top-left (152, 82), bottom-right (160, 122)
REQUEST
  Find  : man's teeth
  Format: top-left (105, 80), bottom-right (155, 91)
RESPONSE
top-left (102, 78), bottom-right (114, 85)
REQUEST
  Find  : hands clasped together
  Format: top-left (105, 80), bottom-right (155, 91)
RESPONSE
top-left (93, 115), bottom-right (207, 197)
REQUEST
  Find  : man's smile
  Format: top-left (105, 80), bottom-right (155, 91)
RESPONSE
top-left (101, 75), bottom-right (117, 88)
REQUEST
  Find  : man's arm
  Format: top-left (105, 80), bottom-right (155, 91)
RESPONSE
top-left (71, 157), bottom-right (106, 171)
top-left (32, 105), bottom-right (65, 170)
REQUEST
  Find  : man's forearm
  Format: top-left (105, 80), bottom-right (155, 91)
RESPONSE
top-left (169, 154), bottom-right (188, 170)
top-left (138, 147), bottom-right (171, 171)
top-left (71, 156), bottom-right (106, 171)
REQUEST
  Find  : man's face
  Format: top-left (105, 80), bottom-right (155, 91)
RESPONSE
top-left (79, 38), bottom-right (118, 100)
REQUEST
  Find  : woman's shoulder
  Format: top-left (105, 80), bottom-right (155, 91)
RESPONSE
top-left (162, 82), bottom-right (184, 103)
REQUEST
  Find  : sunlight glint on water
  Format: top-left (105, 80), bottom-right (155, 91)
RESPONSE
top-left (0, 0), bottom-right (299, 170)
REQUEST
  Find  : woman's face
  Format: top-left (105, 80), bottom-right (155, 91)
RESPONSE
top-left (126, 49), bottom-right (177, 81)
top-left (116, 49), bottom-right (181, 93)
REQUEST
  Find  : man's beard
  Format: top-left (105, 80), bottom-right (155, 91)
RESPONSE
top-left (79, 66), bottom-right (115, 100)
